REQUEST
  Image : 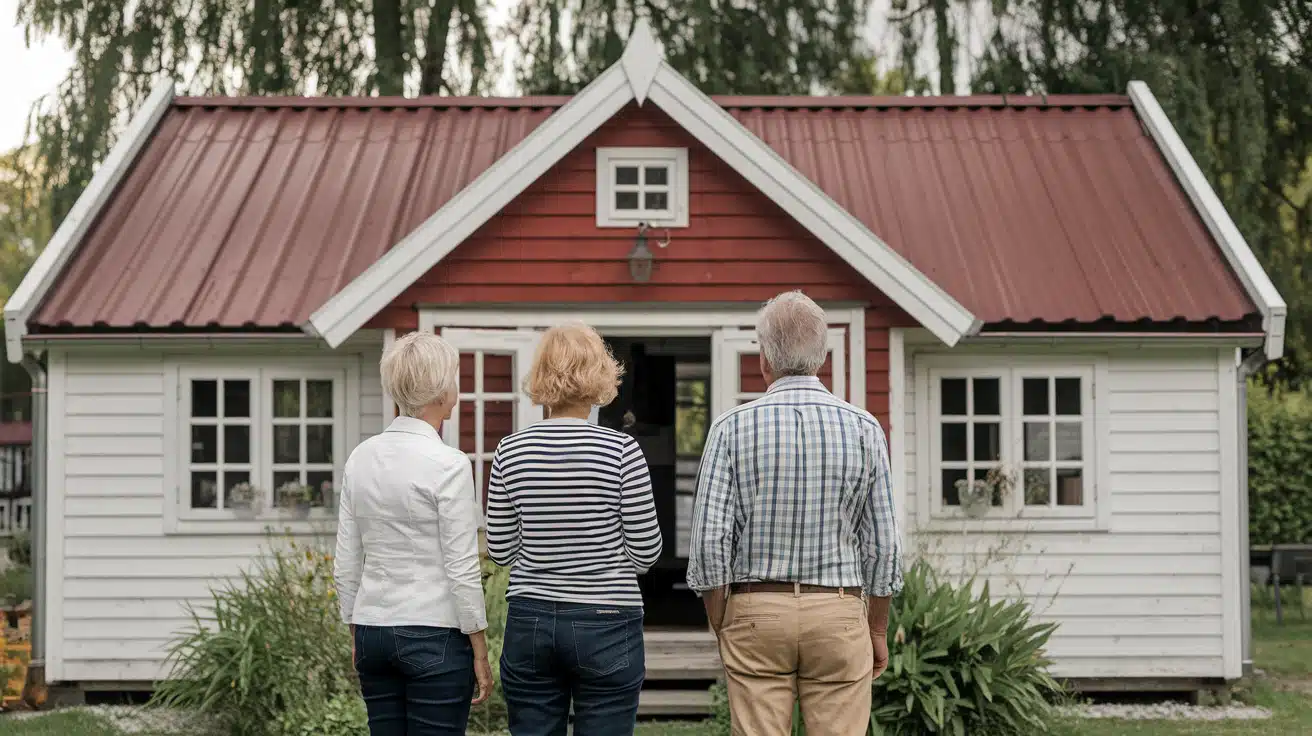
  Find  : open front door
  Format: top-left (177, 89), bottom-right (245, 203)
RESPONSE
top-left (439, 329), bottom-right (543, 523)
top-left (711, 327), bottom-right (847, 416)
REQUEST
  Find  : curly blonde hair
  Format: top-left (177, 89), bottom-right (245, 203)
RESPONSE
top-left (524, 322), bottom-right (624, 411)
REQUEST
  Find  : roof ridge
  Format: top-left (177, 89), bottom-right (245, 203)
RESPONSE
top-left (171, 92), bottom-right (1133, 111)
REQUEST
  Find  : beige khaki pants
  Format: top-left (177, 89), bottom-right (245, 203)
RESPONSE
top-left (717, 591), bottom-right (873, 736)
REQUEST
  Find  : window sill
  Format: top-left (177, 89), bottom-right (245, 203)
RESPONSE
top-left (919, 511), bottom-right (1107, 534)
top-left (595, 213), bottom-right (689, 229)
top-left (165, 510), bottom-right (338, 536)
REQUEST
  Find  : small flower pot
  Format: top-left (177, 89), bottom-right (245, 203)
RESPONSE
top-left (231, 504), bottom-right (259, 521)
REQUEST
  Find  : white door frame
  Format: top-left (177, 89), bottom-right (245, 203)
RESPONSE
top-left (712, 328), bottom-right (848, 416)
top-left (419, 306), bottom-right (868, 412)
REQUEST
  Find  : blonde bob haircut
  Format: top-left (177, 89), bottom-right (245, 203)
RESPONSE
top-left (524, 322), bottom-right (623, 410)
top-left (380, 331), bottom-right (460, 417)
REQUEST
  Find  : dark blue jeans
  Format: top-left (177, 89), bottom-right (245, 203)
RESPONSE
top-left (500, 597), bottom-right (646, 736)
top-left (353, 624), bottom-right (475, 735)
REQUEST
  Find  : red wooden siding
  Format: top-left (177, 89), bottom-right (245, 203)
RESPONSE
top-left (384, 103), bottom-right (914, 429)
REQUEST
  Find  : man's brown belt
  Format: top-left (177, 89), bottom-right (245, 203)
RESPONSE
top-left (729, 581), bottom-right (863, 596)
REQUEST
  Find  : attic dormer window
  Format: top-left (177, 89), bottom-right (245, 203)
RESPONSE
top-left (596, 147), bottom-right (689, 228)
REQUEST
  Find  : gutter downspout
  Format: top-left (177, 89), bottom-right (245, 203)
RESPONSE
top-left (1237, 348), bottom-right (1266, 677)
top-left (19, 354), bottom-right (46, 702)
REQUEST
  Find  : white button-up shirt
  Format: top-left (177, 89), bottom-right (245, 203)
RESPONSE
top-left (333, 416), bottom-right (487, 634)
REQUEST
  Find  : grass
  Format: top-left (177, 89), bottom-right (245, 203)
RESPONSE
top-left (5, 606), bottom-right (1312, 736)
top-left (0, 710), bottom-right (138, 736)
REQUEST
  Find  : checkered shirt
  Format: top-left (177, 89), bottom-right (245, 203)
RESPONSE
top-left (685, 375), bottom-right (904, 598)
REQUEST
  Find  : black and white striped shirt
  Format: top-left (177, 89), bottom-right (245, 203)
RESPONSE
top-left (485, 419), bottom-right (662, 607)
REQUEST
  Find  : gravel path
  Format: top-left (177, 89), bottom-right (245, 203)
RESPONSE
top-left (1062, 702), bottom-right (1273, 721)
top-left (3, 705), bottom-right (217, 734)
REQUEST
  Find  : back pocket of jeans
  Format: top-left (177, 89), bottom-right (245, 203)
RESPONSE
top-left (572, 619), bottom-right (631, 678)
top-left (501, 616), bottom-right (540, 676)
top-left (394, 626), bottom-right (450, 673)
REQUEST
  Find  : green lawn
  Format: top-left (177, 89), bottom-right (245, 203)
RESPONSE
top-left (0, 710), bottom-right (135, 736)
top-left (6, 613), bottom-right (1312, 736)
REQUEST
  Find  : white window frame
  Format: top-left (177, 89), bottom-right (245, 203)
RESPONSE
top-left (437, 328), bottom-right (543, 527)
top-left (711, 327), bottom-right (847, 416)
top-left (596, 147), bottom-right (689, 228)
top-left (263, 371), bottom-right (348, 513)
top-left (915, 355), bottom-right (1110, 532)
top-left (166, 361), bottom-right (357, 535)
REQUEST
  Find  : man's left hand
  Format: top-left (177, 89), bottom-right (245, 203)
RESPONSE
top-left (871, 629), bottom-right (889, 679)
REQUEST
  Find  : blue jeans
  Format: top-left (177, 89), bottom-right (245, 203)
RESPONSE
top-left (353, 625), bottom-right (475, 735)
top-left (500, 597), bottom-right (646, 736)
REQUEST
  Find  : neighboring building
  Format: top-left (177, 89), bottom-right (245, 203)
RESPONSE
top-left (3, 20), bottom-right (1283, 702)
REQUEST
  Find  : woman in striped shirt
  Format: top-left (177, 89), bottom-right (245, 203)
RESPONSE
top-left (486, 322), bottom-right (662, 736)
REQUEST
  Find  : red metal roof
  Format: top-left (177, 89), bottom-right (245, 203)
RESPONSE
top-left (33, 95), bottom-right (1256, 330)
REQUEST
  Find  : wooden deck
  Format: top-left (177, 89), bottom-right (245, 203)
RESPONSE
top-left (640, 629), bottom-right (720, 716)
top-left (644, 628), bottom-right (721, 680)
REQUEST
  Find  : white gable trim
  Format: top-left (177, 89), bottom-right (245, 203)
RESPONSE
top-left (645, 65), bottom-right (979, 344)
top-left (1128, 81), bottom-right (1287, 361)
top-left (4, 79), bottom-right (176, 363)
top-left (305, 19), bottom-right (978, 349)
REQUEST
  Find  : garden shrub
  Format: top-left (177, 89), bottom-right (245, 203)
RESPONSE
top-left (1248, 387), bottom-right (1312, 544)
top-left (152, 538), bottom-right (359, 736)
top-left (707, 560), bottom-right (1063, 735)
top-left (871, 560), bottom-right (1062, 735)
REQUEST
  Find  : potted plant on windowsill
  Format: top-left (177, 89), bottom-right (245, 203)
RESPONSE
top-left (315, 479), bottom-right (337, 512)
top-left (277, 482), bottom-right (314, 519)
top-left (227, 483), bottom-right (261, 520)
top-left (954, 466), bottom-right (1014, 519)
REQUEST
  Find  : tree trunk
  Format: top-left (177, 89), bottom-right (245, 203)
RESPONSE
top-left (420, 0), bottom-right (458, 94)
top-left (374, 0), bottom-right (406, 95)
top-left (934, 0), bottom-right (954, 94)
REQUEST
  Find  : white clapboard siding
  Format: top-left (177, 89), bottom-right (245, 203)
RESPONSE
top-left (52, 338), bottom-right (381, 683)
top-left (905, 348), bottom-right (1230, 680)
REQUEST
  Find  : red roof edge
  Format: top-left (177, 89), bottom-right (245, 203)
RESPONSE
top-left (172, 93), bottom-right (1133, 111)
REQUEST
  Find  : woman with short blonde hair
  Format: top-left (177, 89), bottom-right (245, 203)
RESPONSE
top-left (486, 322), bottom-right (661, 736)
top-left (335, 331), bottom-right (493, 735)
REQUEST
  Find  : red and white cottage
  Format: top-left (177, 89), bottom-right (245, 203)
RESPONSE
top-left (3, 20), bottom-right (1284, 704)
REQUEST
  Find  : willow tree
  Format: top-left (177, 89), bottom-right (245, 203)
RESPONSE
top-left (17, 0), bottom-right (493, 224)
top-left (509, 0), bottom-right (872, 95)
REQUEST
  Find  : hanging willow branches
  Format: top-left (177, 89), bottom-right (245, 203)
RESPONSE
top-left (16, 0), bottom-right (493, 223)
top-left (509, 0), bottom-right (871, 95)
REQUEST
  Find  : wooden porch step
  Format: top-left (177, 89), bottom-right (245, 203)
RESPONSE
top-left (638, 688), bottom-right (713, 716)
top-left (644, 629), bottom-right (722, 680)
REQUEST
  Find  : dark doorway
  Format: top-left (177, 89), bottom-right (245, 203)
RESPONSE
top-left (600, 337), bottom-right (711, 629)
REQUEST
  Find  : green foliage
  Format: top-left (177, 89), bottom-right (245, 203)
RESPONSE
top-left (6, 531), bottom-right (32, 569)
top-left (509, 0), bottom-right (870, 96)
top-left (151, 538), bottom-right (356, 736)
top-left (0, 563), bottom-right (33, 608)
top-left (469, 560), bottom-right (511, 733)
top-left (275, 693), bottom-right (368, 736)
top-left (1248, 387), bottom-right (1312, 544)
top-left (871, 561), bottom-right (1062, 735)
top-left (706, 562), bottom-right (1062, 735)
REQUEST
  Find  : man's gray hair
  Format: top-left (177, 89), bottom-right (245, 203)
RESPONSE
top-left (756, 291), bottom-right (828, 377)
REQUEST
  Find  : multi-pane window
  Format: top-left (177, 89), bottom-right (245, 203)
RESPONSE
top-left (1019, 374), bottom-right (1089, 508)
top-left (270, 378), bottom-right (337, 508)
top-left (186, 377), bottom-right (253, 510)
top-left (937, 377), bottom-right (1003, 507)
top-left (927, 363), bottom-right (1096, 519)
top-left (596, 148), bottom-right (689, 227)
top-left (179, 368), bottom-right (343, 518)
top-left (612, 163), bottom-right (673, 216)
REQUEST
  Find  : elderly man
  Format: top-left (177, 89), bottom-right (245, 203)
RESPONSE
top-left (687, 290), bottom-right (903, 736)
